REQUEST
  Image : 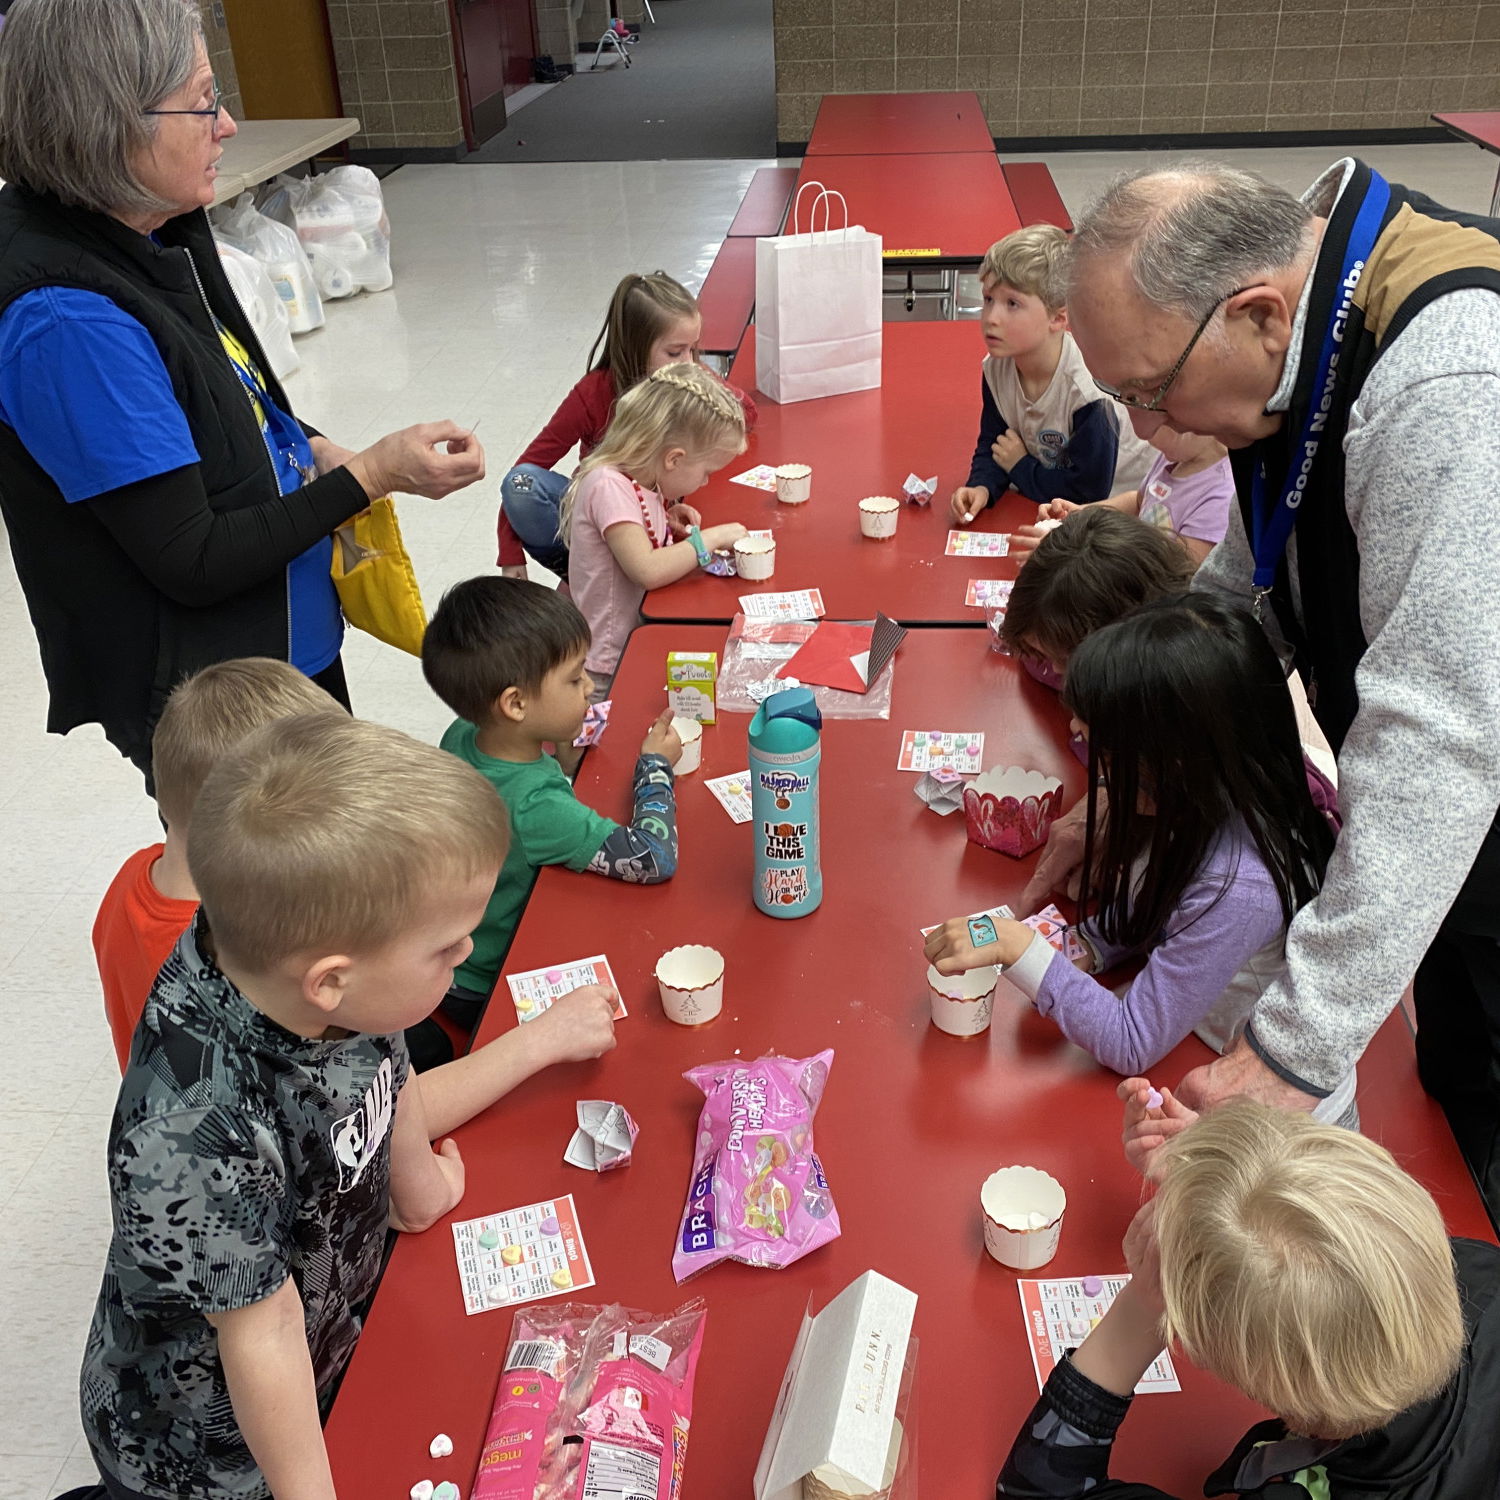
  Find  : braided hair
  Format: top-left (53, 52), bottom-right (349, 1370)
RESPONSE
top-left (558, 364), bottom-right (745, 542)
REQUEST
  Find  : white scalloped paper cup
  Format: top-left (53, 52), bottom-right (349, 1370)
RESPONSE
top-left (775, 463), bottom-right (812, 504)
top-left (859, 495), bottom-right (901, 540)
top-left (670, 716), bottom-right (702, 775)
top-left (927, 962), bottom-right (998, 1036)
top-left (733, 535), bottom-right (776, 580)
top-left (981, 1166), bottom-right (1067, 1269)
top-left (655, 944), bottom-right (724, 1025)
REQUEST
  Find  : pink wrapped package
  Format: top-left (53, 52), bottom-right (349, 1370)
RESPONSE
top-left (472, 1300), bottom-right (707, 1500)
top-left (673, 1050), bottom-right (840, 1283)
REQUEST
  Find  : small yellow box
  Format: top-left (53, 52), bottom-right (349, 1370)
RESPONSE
top-left (666, 651), bottom-right (718, 724)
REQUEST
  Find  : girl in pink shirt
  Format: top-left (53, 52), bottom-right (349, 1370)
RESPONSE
top-left (561, 364), bottom-right (747, 686)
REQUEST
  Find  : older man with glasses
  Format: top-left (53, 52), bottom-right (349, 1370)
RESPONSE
top-left (0, 0), bottom-right (486, 791)
top-left (1028, 156), bottom-right (1500, 1209)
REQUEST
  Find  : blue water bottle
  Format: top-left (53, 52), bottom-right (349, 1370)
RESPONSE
top-left (748, 687), bottom-right (823, 918)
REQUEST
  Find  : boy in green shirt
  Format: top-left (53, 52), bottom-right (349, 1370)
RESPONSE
top-left (423, 577), bottom-right (681, 1022)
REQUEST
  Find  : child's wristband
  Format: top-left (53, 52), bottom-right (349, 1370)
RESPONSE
top-left (688, 525), bottom-right (712, 568)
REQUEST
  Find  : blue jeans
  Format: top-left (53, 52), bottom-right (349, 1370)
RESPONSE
top-left (501, 464), bottom-right (570, 575)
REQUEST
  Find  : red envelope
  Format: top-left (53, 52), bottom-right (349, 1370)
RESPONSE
top-left (776, 621), bottom-right (873, 693)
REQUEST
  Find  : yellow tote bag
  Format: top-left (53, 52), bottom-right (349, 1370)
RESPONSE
top-left (330, 495), bottom-right (427, 656)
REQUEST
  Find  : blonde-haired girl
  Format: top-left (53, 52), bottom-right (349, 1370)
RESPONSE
top-left (498, 271), bottom-right (757, 577)
top-left (562, 364), bottom-right (747, 687)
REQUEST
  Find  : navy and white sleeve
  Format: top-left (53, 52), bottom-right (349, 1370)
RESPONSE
top-left (998, 1358), bottom-right (1176, 1500)
top-left (585, 753), bottom-right (679, 883)
top-left (1008, 398), bottom-right (1121, 504)
top-left (966, 374), bottom-right (1011, 503)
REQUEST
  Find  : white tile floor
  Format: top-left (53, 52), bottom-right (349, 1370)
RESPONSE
top-left (0, 141), bottom-right (1494, 1498)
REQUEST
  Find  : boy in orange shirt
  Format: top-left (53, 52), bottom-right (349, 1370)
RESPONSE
top-left (92, 658), bottom-right (617, 1137)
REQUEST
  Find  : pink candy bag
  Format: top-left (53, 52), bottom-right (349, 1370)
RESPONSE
top-left (472, 1300), bottom-right (707, 1500)
top-left (673, 1051), bottom-right (840, 1282)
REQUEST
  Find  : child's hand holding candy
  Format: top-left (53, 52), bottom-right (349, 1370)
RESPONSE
top-left (1118, 1077), bottom-right (1198, 1181)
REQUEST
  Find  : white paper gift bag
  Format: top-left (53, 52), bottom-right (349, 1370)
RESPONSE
top-left (755, 183), bottom-right (883, 406)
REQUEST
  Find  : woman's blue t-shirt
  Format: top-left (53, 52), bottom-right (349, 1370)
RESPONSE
top-left (0, 285), bottom-right (342, 675)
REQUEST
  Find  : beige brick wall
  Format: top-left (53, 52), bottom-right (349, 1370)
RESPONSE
top-left (775, 0), bottom-right (1500, 144)
top-left (198, 0), bottom-right (244, 120)
top-left (326, 0), bottom-right (465, 151)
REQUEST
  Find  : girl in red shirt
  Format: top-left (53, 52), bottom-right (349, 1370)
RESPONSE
top-left (498, 270), bottom-right (756, 577)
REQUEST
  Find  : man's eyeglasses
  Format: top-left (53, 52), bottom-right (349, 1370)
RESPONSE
top-left (145, 80), bottom-right (223, 122)
top-left (1095, 285), bottom-right (1255, 413)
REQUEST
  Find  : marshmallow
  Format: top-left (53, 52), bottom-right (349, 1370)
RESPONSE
top-left (411, 1483), bottom-right (435, 1500)
top-left (429, 1434), bottom-right (453, 1459)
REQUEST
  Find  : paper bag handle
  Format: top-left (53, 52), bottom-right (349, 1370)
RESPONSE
top-left (791, 181), bottom-right (850, 239)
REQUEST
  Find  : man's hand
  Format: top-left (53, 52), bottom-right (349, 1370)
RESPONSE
top-left (527, 985), bottom-right (619, 1065)
top-left (1020, 794), bottom-right (1093, 911)
top-left (1175, 1037), bottom-right (1322, 1116)
top-left (992, 429), bottom-right (1026, 471)
top-left (950, 485), bottom-right (990, 526)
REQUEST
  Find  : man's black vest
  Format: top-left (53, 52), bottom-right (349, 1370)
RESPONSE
top-left (1230, 159), bottom-right (1500, 752)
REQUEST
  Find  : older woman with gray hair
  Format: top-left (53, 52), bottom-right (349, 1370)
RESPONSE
top-left (0, 0), bottom-right (485, 785)
top-left (1026, 155), bottom-right (1500, 1210)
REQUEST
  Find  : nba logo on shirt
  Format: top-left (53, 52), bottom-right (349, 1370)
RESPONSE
top-left (330, 1057), bottom-right (396, 1192)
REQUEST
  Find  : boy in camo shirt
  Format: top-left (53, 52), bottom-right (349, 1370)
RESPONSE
top-left (74, 715), bottom-right (510, 1500)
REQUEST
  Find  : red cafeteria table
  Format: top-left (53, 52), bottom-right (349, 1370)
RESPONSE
top-left (644, 321), bottom-right (1031, 626)
top-left (806, 89), bottom-right (996, 157)
top-left (324, 625), bottom-right (1494, 1498)
top-left (795, 149), bottom-right (1019, 266)
top-left (1431, 110), bottom-right (1500, 215)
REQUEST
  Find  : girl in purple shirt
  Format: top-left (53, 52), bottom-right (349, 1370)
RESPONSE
top-left (926, 594), bottom-right (1357, 1124)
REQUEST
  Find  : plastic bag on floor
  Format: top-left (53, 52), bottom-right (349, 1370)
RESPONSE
top-left (264, 167), bottom-right (393, 295)
top-left (211, 192), bottom-right (324, 333)
top-left (214, 240), bottom-right (299, 380)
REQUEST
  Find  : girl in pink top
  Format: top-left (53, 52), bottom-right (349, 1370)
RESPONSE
top-left (561, 364), bottom-right (747, 685)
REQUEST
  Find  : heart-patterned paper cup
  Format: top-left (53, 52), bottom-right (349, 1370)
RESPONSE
top-left (962, 765), bottom-right (1065, 858)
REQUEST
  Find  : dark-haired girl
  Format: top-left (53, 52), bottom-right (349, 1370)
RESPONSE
top-left (925, 593), bottom-right (1357, 1124)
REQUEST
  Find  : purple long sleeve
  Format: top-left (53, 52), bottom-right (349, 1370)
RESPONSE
top-left (1005, 827), bottom-right (1288, 1076)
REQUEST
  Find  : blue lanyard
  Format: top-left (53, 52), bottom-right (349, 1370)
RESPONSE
top-left (217, 322), bottom-right (316, 491)
top-left (1249, 172), bottom-right (1391, 613)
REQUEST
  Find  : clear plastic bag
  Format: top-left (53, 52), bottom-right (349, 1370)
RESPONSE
top-left (214, 240), bottom-right (298, 380)
top-left (472, 1300), bottom-right (707, 1500)
top-left (211, 192), bottom-right (324, 333)
top-left (264, 167), bottom-right (393, 296)
top-left (717, 614), bottom-right (895, 719)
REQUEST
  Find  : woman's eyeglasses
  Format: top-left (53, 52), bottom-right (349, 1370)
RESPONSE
top-left (145, 81), bottom-right (223, 122)
top-left (1094, 285), bottom-right (1255, 413)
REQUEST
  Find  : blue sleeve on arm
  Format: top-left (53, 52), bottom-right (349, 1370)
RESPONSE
top-left (585, 753), bottom-right (678, 882)
top-left (966, 375), bottom-right (1010, 503)
top-left (0, 287), bottom-right (199, 502)
top-left (1008, 399), bottom-right (1120, 504)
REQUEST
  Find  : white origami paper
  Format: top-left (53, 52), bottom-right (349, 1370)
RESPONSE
top-left (563, 1100), bottom-right (638, 1172)
top-left (914, 769), bottom-right (966, 816)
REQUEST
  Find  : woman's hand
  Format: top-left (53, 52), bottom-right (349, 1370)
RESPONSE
top-left (307, 435), bottom-right (356, 476)
top-left (347, 422), bottom-right (486, 500)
